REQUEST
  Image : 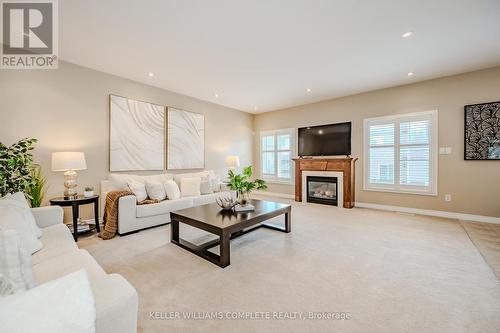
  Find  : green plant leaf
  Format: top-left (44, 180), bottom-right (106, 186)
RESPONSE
top-left (224, 166), bottom-right (267, 196)
top-left (0, 138), bottom-right (38, 197)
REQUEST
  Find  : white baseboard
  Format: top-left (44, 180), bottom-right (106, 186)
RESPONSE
top-left (355, 202), bottom-right (500, 225)
top-left (256, 191), bottom-right (295, 199)
top-left (253, 192), bottom-right (500, 225)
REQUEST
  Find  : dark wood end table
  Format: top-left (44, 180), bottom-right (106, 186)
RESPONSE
top-left (49, 195), bottom-right (100, 241)
top-left (170, 199), bottom-right (291, 268)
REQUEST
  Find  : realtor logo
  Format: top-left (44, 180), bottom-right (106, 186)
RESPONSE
top-left (1, 0), bottom-right (58, 69)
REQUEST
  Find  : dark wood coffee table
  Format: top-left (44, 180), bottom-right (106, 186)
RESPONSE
top-left (170, 199), bottom-right (291, 268)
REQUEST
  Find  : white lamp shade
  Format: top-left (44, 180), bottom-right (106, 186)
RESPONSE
top-left (51, 152), bottom-right (87, 171)
top-left (225, 156), bottom-right (240, 168)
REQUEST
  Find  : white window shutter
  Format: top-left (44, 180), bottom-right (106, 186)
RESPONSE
top-left (260, 129), bottom-right (295, 183)
top-left (364, 111), bottom-right (437, 195)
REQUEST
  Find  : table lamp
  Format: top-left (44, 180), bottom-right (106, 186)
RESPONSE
top-left (225, 155), bottom-right (240, 183)
top-left (52, 152), bottom-right (87, 199)
top-left (225, 156), bottom-right (240, 170)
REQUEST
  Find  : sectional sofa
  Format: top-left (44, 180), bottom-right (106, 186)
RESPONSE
top-left (29, 205), bottom-right (138, 332)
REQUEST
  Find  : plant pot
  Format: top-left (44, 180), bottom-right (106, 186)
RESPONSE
top-left (83, 191), bottom-right (94, 198)
top-left (238, 191), bottom-right (249, 206)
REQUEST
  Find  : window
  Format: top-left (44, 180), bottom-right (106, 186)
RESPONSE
top-left (260, 128), bottom-right (295, 183)
top-left (364, 111), bottom-right (437, 195)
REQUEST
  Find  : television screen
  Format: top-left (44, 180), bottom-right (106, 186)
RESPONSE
top-left (298, 122), bottom-right (351, 156)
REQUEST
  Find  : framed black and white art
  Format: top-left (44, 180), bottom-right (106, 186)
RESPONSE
top-left (464, 101), bottom-right (500, 160)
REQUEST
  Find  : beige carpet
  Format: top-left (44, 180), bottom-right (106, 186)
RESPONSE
top-left (79, 196), bottom-right (500, 333)
top-left (460, 221), bottom-right (500, 279)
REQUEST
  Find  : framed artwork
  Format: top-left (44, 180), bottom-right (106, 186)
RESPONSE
top-left (109, 95), bottom-right (165, 171)
top-left (464, 101), bottom-right (500, 160)
top-left (167, 108), bottom-right (205, 169)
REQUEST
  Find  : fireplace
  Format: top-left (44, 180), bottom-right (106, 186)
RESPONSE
top-left (293, 158), bottom-right (357, 208)
top-left (306, 176), bottom-right (338, 206)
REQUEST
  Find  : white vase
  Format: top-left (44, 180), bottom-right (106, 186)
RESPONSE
top-left (83, 190), bottom-right (94, 198)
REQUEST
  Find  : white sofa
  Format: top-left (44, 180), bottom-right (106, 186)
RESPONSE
top-left (31, 205), bottom-right (138, 333)
top-left (100, 171), bottom-right (231, 235)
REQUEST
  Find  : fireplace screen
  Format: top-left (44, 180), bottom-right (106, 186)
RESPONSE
top-left (306, 176), bottom-right (338, 206)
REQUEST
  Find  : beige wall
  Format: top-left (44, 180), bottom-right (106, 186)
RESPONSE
top-left (0, 61), bottom-right (253, 219)
top-left (253, 66), bottom-right (500, 218)
top-left (1, 62), bottom-right (499, 219)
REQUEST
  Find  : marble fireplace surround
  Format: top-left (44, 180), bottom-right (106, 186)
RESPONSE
top-left (302, 171), bottom-right (344, 207)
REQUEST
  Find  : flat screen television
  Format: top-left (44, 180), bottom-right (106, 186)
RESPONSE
top-left (298, 122), bottom-right (351, 156)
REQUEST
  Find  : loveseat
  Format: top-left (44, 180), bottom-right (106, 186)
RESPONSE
top-left (100, 170), bottom-right (231, 235)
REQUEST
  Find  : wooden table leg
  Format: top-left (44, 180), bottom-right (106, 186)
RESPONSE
top-left (171, 218), bottom-right (179, 243)
top-left (219, 232), bottom-right (230, 268)
top-left (94, 199), bottom-right (100, 232)
top-left (72, 203), bottom-right (79, 241)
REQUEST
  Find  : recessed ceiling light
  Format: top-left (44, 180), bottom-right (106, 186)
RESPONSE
top-left (401, 31), bottom-right (413, 38)
top-left (407, 72), bottom-right (414, 77)
top-left (148, 72), bottom-right (154, 77)
top-left (306, 88), bottom-right (312, 92)
top-left (214, 93), bottom-right (219, 98)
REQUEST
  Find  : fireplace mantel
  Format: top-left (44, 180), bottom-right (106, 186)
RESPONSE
top-left (292, 157), bottom-right (358, 208)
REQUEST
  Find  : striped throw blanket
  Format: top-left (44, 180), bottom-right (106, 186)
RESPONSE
top-left (100, 190), bottom-right (160, 240)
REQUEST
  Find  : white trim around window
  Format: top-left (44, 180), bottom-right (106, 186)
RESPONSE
top-left (260, 128), bottom-right (295, 184)
top-left (363, 110), bottom-right (438, 196)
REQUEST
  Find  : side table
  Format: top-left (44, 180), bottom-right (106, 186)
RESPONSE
top-left (49, 195), bottom-right (100, 241)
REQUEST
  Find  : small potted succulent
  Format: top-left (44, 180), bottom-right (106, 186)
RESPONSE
top-left (84, 186), bottom-right (94, 198)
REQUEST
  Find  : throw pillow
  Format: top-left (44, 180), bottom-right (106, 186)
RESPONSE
top-left (163, 180), bottom-right (181, 200)
top-left (200, 176), bottom-right (213, 195)
top-left (0, 205), bottom-right (43, 255)
top-left (180, 177), bottom-right (201, 197)
top-left (127, 180), bottom-right (148, 202)
top-left (173, 171), bottom-right (209, 187)
top-left (0, 274), bottom-right (14, 296)
top-left (109, 173), bottom-right (174, 189)
top-left (107, 174), bottom-right (131, 189)
top-left (0, 269), bottom-right (96, 333)
top-left (0, 192), bottom-right (42, 238)
top-left (207, 170), bottom-right (221, 192)
top-left (145, 181), bottom-right (166, 201)
top-left (0, 230), bottom-right (36, 294)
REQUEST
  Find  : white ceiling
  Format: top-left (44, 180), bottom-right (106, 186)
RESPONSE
top-left (60, 0), bottom-right (500, 113)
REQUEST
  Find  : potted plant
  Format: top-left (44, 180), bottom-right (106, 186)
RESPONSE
top-left (84, 186), bottom-right (94, 198)
top-left (0, 138), bottom-right (38, 196)
top-left (27, 165), bottom-right (46, 208)
top-left (227, 166), bottom-right (267, 206)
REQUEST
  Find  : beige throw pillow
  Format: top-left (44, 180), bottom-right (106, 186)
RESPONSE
top-left (127, 181), bottom-right (148, 202)
top-left (0, 192), bottom-right (42, 238)
top-left (0, 205), bottom-right (43, 255)
top-left (109, 173), bottom-right (174, 189)
top-left (180, 177), bottom-right (201, 197)
top-left (0, 230), bottom-right (36, 294)
top-left (145, 181), bottom-right (166, 201)
top-left (200, 175), bottom-right (213, 195)
top-left (164, 180), bottom-right (181, 200)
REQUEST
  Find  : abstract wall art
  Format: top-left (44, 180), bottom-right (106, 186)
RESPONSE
top-left (167, 108), bottom-right (205, 169)
top-left (464, 101), bottom-right (500, 160)
top-left (109, 95), bottom-right (165, 171)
